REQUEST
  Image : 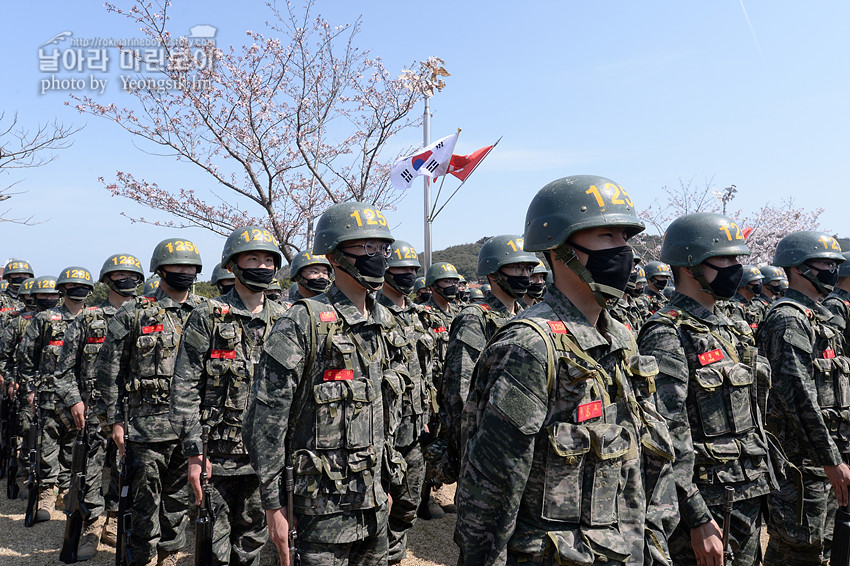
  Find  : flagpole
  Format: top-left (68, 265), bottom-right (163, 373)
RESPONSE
top-left (423, 95), bottom-right (432, 269)
top-left (431, 138), bottom-right (501, 221)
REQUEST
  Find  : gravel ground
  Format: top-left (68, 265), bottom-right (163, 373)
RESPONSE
top-left (0, 482), bottom-right (458, 565)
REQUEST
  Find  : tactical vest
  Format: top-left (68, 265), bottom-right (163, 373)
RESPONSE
top-left (77, 306), bottom-right (112, 399)
top-left (286, 298), bottom-right (396, 516)
top-left (126, 296), bottom-right (185, 415)
top-left (1, 311), bottom-right (35, 378)
top-left (646, 306), bottom-right (771, 499)
top-left (37, 311), bottom-right (72, 390)
top-left (466, 305), bottom-right (673, 560)
top-left (200, 300), bottom-right (269, 455)
top-left (769, 299), bottom-right (850, 451)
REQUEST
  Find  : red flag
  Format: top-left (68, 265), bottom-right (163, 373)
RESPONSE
top-left (742, 227), bottom-right (754, 240)
top-left (447, 145), bottom-right (494, 182)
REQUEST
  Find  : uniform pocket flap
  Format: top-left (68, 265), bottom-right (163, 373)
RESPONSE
top-left (693, 367), bottom-right (723, 391)
top-left (348, 447), bottom-right (376, 473)
top-left (640, 410), bottom-right (675, 462)
top-left (813, 357), bottom-right (834, 373)
top-left (547, 422), bottom-right (590, 459)
top-left (583, 526), bottom-right (631, 562)
top-left (723, 364), bottom-right (754, 387)
top-left (346, 379), bottom-right (376, 403)
top-left (628, 354), bottom-right (659, 378)
top-left (294, 449), bottom-right (323, 475)
top-left (835, 356), bottom-right (850, 373)
top-left (382, 371), bottom-right (404, 396)
top-left (216, 323), bottom-right (239, 341)
top-left (321, 451), bottom-right (347, 480)
top-left (587, 423), bottom-right (632, 461)
top-left (330, 334), bottom-right (356, 354)
top-left (705, 438), bottom-right (741, 462)
top-left (313, 381), bottom-right (346, 405)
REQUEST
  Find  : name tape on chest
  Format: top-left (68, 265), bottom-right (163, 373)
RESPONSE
top-left (48, 340), bottom-right (64, 346)
top-left (698, 348), bottom-right (725, 366)
top-left (323, 369), bottom-right (353, 381)
top-left (87, 337), bottom-right (105, 344)
top-left (210, 349), bottom-right (236, 359)
top-left (824, 348), bottom-right (836, 359)
top-left (319, 311), bottom-right (337, 323)
top-left (577, 400), bottom-right (603, 422)
top-left (432, 326), bottom-right (447, 333)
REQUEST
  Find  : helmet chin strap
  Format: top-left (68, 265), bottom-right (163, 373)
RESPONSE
top-left (490, 271), bottom-right (523, 300)
top-left (328, 250), bottom-right (383, 292)
top-left (798, 265), bottom-right (833, 295)
top-left (554, 244), bottom-right (623, 308)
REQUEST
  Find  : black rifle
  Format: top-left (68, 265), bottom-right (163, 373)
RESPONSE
top-left (833, 505), bottom-right (850, 566)
top-left (0, 385), bottom-right (9, 480)
top-left (24, 384), bottom-right (42, 527)
top-left (116, 399), bottom-right (134, 566)
top-left (60, 403), bottom-right (92, 563)
top-left (285, 463), bottom-right (300, 566)
top-left (722, 486), bottom-right (734, 565)
top-left (194, 425), bottom-right (214, 566)
top-left (6, 392), bottom-right (20, 499)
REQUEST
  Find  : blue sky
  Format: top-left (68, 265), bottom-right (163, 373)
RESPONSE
top-left (1, 1), bottom-right (848, 277)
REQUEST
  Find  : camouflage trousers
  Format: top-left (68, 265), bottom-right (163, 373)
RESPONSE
top-left (296, 501), bottom-right (389, 566)
top-left (73, 418), bottom-right (108, 519)
top-left (103, 437), bottom-right (120, 513)
top-left (669, 495), bottom-right (765, 565)
top-left (39, 400), bottom-right (75, 491)
top-left (127, 440), bottom-right (190, 565)
top-left (388, 441), bottom-right (426, 564)
top-left (764, 469), bottom-right (836, 566)
top-left (206, 469), bottom-right (268, 566)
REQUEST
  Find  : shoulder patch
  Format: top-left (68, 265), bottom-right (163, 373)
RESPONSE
top-left (50, 314), bottom-right (61, 321)
top-left (319, 311), bottom-right (337, 322)
top-left (479, 304), bottom-right (492, 311)
top-left (547, 320), bottom-right (568, 334)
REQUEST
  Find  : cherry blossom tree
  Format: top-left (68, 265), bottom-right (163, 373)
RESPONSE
top-left (71, 1), bottom-right (445, 261)
top-left (740, 198), bottom-right (824, 264)
top-left (0, 111), bottom-right (79, 224)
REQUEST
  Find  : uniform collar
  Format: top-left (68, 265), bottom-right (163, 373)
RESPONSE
top-left (666, 291), bottom-right (724, 325)
top-left (152, 286), bottom-right (199, 309)
top-left (828, 287), bottom-right (850, 302)
top-left (484, 291), bottom-right (515, 315)
top-left (327, 285), bottom-right (391, 328)
top-left (784, 288), bottom-right (833, 320)
top-left (543, 285), bottom-right (618, 351)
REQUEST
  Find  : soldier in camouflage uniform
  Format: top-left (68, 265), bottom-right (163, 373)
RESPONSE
top-left (289, 250), bottom-right (333, 300)
top-left (244, 201), bottom-right (403, 566)
top-left (53, 254), bottom-right (144, 557)
top-left (142, 274), bottom-right (161, 297)
top-left (726, 265), bottom-right (767, 331)
top-left (456, 175), bottom-right (677, 565)
top-left (95, 238), bottom-right (203, 566)
top-left (639, 261), bottom-right (672, 316)
top-left (759, 265), bottom-right (787, 304)
top-left (211, 262), bottom-right (237, 296)
top-left (376, 239), bottom-right (434, 563)
top-left (456, 275), bottom-right (470, 304)
top-left (439, 235), bottom-right (538, 487)
top-left (0, 259), bottom-right (34, 318)
top-left (170, 227), bottom-right (287, 566)
top-left (467, 288), bottom-right (485, 303)
top-left (638, 213), bottom-right (775, 566)
top-left (265, 278), bottom-right (287, 305)
top-left (610, 264), bottom-right (647, 335)
top-left (823, 252), bottom-right (850, 347)
top-left (522, 260), bottom-right (548, 307)
top-left (758, 231), bottom-right (850, 565)
top-left (413, 277), bottom-right (429, 304)
top-left (18, 267), bottom-right (95, 521)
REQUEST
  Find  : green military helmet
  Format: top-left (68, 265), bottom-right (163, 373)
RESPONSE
top-left (100, 253), bottom-right (145, 281)
top-left (643, 261), bottom-right (672, 279)
top-left (31, 275), bottom-right (59, 295)
top-left (413, 277), bottom-right (427, 293)
top-left (312, 201), bottom-right (394, 255)
top-left (3, 259), bottom-right (34, 280)
top-left (740, 265), bottom-right (764, 286)
top-left (523, 175), bottom-right (644, 252)
top-left (425, 262), bottom-right (460, 286)
top-left (18, 277), bottom-right (35, 299)
top-left (759, 265), bottom-right (785, 283)
top-left (57, 266), bottom-right (95, 288)
top-left (290, 251), bottom-right (332, 277)
top-left (0, 280), bottom-right (7, 293)
top-left (387, 240), bottom-right (421, 269)
top-left (288, 282), bottom-right (300, 301)
top-left (479, 283), bottom-right (492, 294)
top-left (210, 262), bottom-right (236, 286)
top-left (532, 261), bottom-right (549, 276)
top-left (267, 278), bottom-right (282, 292)
top-left (839, 252), bottom-right (850, 278)
top-left (221, 226), bottom-right (282, 270)
top-left (149, 238), bottom-right (203, 272)
top-left (772, 231), bottom-right (845, 267)
top-left (635, 265), bottom-right (647, 284)
top-left (142, 275), bottom-right (161, 296)
top-left (468, 288), bottom-right (485, 302)
top-left (477, 235), bottom-right (538, 276)
top-left (660, 213), bottom-right (750, 267)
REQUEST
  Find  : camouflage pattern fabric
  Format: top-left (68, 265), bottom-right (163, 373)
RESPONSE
top-left (419, 297), bottom-right (457, 395)
top-left (170, 289), bottom-right (286, 565)
top-left (455, 285), bottom-right (677, 566)
top-left (243, 285), bottom-right (401, 562)
top-left (295, 501), bottom-right (389, 566)
top-left (609, 296), bottom-right (644, 336)
top-left (823, 286), bottom-right (850, 347)
top-left (641, 289), bottom-right (668, 316)
top-left (667, 497), bottom-right (763, 566)
top-left (0, 308), bottom-right (36, 380)
top-left (757, 288), bottom-right (850, 563)
top-left (637, 292), bottom-right (772, 565)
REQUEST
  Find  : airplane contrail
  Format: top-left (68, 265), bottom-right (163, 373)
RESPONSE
top-left (738, 0), bottom-right (766, 64)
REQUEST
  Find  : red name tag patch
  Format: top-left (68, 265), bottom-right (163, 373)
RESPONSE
top-left (698, 349), bottom-right (725, 366)
top-left (824, 349), bottom-right (836, 359)
top-left (577, 400), bottom-right (603, 422)
top-left (547, 321), bottom-right (567, 334)
top-left (432, 326), bottom-right (446, 333)
top-left (48, 340), bottom-right (63, 346)
top-left (324, 369), bottom-right (353, 381)
top-left (87, 337), bottom-right (105, 344)
top-left (211, 350), bottom-right (236, 359)
top-left (319, 311), bottom-right (337, 322)
top-left (142, 324), bottom-right (164, 334)
top-left (479, 304), bottom-right (491, 311)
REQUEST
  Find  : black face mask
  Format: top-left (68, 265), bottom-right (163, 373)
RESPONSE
top-left (36, 297), bottom-right (60, 311)
top-left (341, 251), bottom-right (388, 290)
top-left (302, 276), bottom-right (331, 295)
top-left (416, 292), bottom-right (431, 304)
top-left (111, 276), bottom-right (140, 297)
top-left (526, 282), bottom-right (545, 299)
top-left (652, 278), bottom-right (668, 291)
top-left (764, 283), bottom-right (782, 296)
top-left (161, 271), bottom-right (196, 291)
top-left (8, 276), bottom-right (28, 290)
top-left (387, 272), bottom-right (417, 295)
top-left (501, 274), bottom-right (531, 297)
top-left (217, 282), bottom-right (235, 296)
top-left (265, 292), bottom-right (282, 301)
top-left (234, 267), bottom-right (276, 292)
top-left (749, 282), bottom-right (763, 296)
top-left (64, 286), bottom-right (91, 302)
top-left (435, 284), bottom-right (458, 301)
top-left (804, 262), bottom-right (839, 294)
top-left (458, 290), bottom-right (470, 302)
top-left (568, 241), bottom-right (635, 295)
top-left (702, 261), bottom-right (744, 300)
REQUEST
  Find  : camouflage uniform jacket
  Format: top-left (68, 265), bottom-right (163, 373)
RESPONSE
top-left (0, 308), bottom-right (37, 382)
top-left (610, 296), bottom-right (644, 336)
top-left (638, 292), bottom-right (773, 530)
top-left (53, 300), bottom-right (120, 410)
top-left (758, 288), bottom-right (849, 466)
top-left (642, 288), bottom-right (668, 315)
top-left (441, 291), bottom-right (518, 476)
top-left (456, 285), bottom-right (677, 566)
top-left (729, 293), bottom-right (765, 331)
top-left (18, 303), bottom-right (79, 410)
top-left (823, 286), bottom-right (850, 347)
top-left (95, 287), bottom-right (201, 443)
top-left (170, 289), bottom-right (286, 476)
top-left (0, 291), bottom-right (24, 322)
top-left (419, 297), bottom-right (457, 395)
top-left (243, 285), bottom-right (404, 520)
top-left (376, 292), bottom-right (434, 449)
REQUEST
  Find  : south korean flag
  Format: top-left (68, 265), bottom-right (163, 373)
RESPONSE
top-left (390, 133), bottom-right (458, 190)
